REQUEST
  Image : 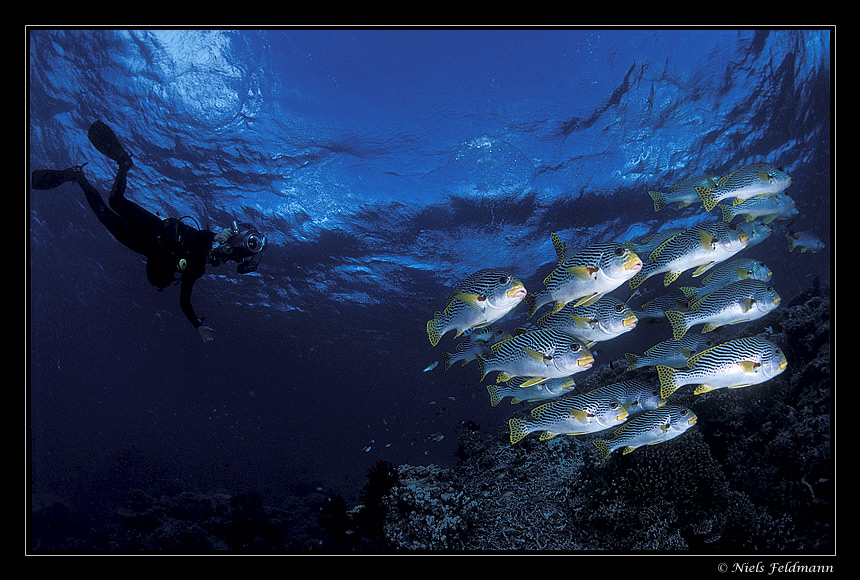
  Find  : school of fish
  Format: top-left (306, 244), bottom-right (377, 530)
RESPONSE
top-left (426, 161), bottom-right (823, 462)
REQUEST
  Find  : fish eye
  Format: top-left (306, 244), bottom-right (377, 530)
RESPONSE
top-left (499, 275), bottom-right (509, 284)
top-left (571, 343), bottom-right (581, 352)
top-left (728, 223), bottom-right (738, 231)
top-left (651, 389), bottom-right (659, 397)
top-left (610, 402), bottom-right (619, 409)
top-left (614, 247), bottom-right (625, 256)
top-left (680, 409), bottom-right (688, 416)
top-left (614, 304), bottom-right (624, 312)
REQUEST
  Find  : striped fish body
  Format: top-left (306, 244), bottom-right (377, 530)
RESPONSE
top-left (587, 379), bottom-right (666, 415)
top-left (487, 375), bottom-right (577, 406)
top-left (476, 329), bottom-right (594, 384)
top-left (625, 334), bottom-right (716, 371)
top-left (427, 269), bottom-right (527, 346)
top-left (647, 175), bottom-right (720, 211)
top-left (680, 258), bottom-right (773, 303)
top-left (508, 388), bottom-right (629, 443)
top-left (537, 296), bottom-right (638, 345)
top-left (657, 336), bottom-right (787, 399)
top-left (665, 279), bottom-right (781, 340)
top-left (626, 228), bottom-right (686, 257)
top-left (526, 236), bottom-right (642, 318)
top-left (592, 405), bottom-right (697, 461)
top-left (442, 328), bottom-right (508, 370)
top-left (628, 221), bottom-right (749, 290)
top-left (697, 162), bottom-right (792, 211)
top-left (632, 291), bottom-right (690, 321)
top-left (719, 192), bottom-right (796, 224)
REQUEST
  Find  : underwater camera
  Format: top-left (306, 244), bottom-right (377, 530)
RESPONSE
top-left (229, 221), bottom-right (266, 273)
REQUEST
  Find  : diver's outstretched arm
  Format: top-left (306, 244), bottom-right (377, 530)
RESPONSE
top-left (179, 275), bottom-right (214, 342)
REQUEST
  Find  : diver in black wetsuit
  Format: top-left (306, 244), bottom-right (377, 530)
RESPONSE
top-left (31, 121), bottom-right (267, 343)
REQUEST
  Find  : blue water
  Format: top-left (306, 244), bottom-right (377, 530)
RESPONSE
top-left (28, 28), bottom-right (832, 537)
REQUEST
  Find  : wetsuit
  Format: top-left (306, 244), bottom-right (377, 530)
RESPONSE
top-left (67, 161), bottom-right (215, 331)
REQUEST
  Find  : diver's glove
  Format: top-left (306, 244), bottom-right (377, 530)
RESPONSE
top-left (197, 325), bottom-right (214, 343)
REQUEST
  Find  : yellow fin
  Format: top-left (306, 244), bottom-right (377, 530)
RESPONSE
top-left (487, 385), bottom-right (502, 407)
top-left (696, 185), bottom-right (718, 211)
top-left (656, 365), bottom-right (679, 399)
top-left (455, 292), bottom-right (485, 311)
top-left (567, 265), bottom-right (598, 280)
top-left (738, 360), bottom-right (761, 373)
top-left (519, 376), bottom-right (547, 388)
top-left (648, 190), bottom-right (667, 211)
top-left (664, 271), bottom-right (682, 286)
top-left (570, 408), bottom-right (589, 423)
top-left (574, 293), bottom-right (601, 307)
top-left (508, 418), bottom-right (528, 444)
top-left (426, 315), bottom-right (443, 347)
top-left (691, 262), bottom-right (716, 277)
top-left (523, 347), bottom-right (548, 363)
top-left (551, 232), bottom-right (567, 265)
top-left (664, 310), bottom-right (689, 341)
top-left (699, 229), bottom-right (716, 250)
top-left (569, 315), bottom-right (593, 329)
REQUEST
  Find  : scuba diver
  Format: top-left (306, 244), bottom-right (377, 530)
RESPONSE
top-left (31, 121), bottom-right (267, 343)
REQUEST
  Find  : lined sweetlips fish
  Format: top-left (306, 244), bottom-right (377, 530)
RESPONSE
top-left (718, 192), bottom-right (796, 224)
top-left (647, 174), bottom-right (721, 211)
top-left (624, 334), bottom-right (716, 371)
top-left (628, 220), bottom-right (749, 290)
top-left (476, 328), bottom-right (594, 387)
top-left (657, 336), bottom-right (787, 399)
top-left (486, 374), bottom-right (577, 406)
top-left (426, 268), bottom-right (526, 346)
top-left (696, 162), bottom-right (792, 211)
top-left (536, 295), bottom-right (638, 346)
top-left (592, 405), bottom-right (697, 462)
top-left (508, 387), bottom-right (629, 443)
top-left (441, 327), bottom-right (508, 370)
top-left (525, 233), bottom-right (642, 319)
top-left (665, 279), bottom-right (781, 340)
top-left (679, 257), bottom-right (772, 303)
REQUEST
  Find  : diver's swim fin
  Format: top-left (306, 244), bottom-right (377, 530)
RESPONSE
top-left (87, 120), bottom-right (132, 167)
top-left (31, 168), bottom-right (80, 190)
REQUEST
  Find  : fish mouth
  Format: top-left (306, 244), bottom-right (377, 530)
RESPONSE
top-left (622, 314), bottom-right (638, 327)
top-left (739, 232), bottom-right (750, 244)
top-left (778, 356), bottom-right (788, 371)
top-left (688, 415), bottom-right (698, 426)
top-left (625, 255), bottom-right (643, 271)
top-left (577, 353), bottom-right (595, 368)
top-left (507, 284), bottom-right (527, 299)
